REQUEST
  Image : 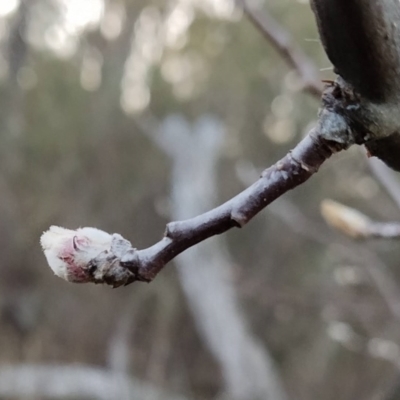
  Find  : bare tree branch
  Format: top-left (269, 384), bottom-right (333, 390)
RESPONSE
top-left (318, 198), bottom-right (400, 318)
top-left (241, 0), bottom-right (400, 173)
top-left (41, 76), bottom-right (373, 287)
top-left (236, 163), bottom-right (400, 321)
top-left (311, 0), bottom-right (400, 172)
top-left (310, 0), bottom-right (400, 103)
top-left (321, 199), bottom-right (400, 239)
top-left (41, 1), bottom-right (400, 287)
top-left (42, 119), bottom-right (347, 287)
top-left (237, 0), bottom-right (323, 97)
top-left (235, 161), bottom-right (333, 244)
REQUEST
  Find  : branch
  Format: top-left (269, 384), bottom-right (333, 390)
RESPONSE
top-left (40, 1), bottom-right (400, 287)
top-left (237, 164), bottom-right (400, 321)
top-left (241, 0), bottom-right (400, 172)
top-left (235, 161), bottom-right (333, 244)
top-left (321, 199), bottom-right (400, 239)
top-left (41, 125), bottom-right (346, 287)
top-left (310, 0), bottom-right (400, 102)
top-left (237, 0), bottom-right (323, 97)
top-left (311, 0), bottom-right (400, 171)
top-left (40, 77), bottom-right (374, 287)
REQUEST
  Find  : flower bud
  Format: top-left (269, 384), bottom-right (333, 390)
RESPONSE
top-left (40, 226), bottom-right (113, 283)
top-left (320, 199), bottom-right (371, 238)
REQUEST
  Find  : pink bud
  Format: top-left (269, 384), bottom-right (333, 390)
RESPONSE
top-left (40, 226), bottom-right (113, 283)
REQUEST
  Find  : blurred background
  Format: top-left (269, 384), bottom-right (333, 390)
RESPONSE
top-left (1, 0), bottom-right (400, 399)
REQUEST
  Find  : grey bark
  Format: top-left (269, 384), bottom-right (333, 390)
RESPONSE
top-left (311, 0), bottom-right (400, 171)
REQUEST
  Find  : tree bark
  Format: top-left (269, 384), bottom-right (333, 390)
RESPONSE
top-left (311, 0), bottom-right (400, 102)
top-left (311, 0), bottom-right (400, 171)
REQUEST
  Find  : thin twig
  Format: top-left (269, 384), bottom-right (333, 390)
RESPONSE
top-left (236, 163), bottom-right (400, 321)
top-left (237, 0), bottom-right (323, 97)
top-left (43, 74), bottom-right (370, 287)
top-left (41, 123), bottom-right (347, 287)
top-left (321, 199), bottom-right (400, 240)
top-left (100, 130), bottom-right (343, 285)
top-left (42, 1), bottom-right (400, 287)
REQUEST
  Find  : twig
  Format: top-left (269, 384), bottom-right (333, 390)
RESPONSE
top-left (41, 125), bottom-right (347, 287)
top-left (41, 1), bottom-right (400, 287)
top-left (235, 161), bottom-right (333, 244)
top-left (237, 164), bottom-right (400, 321)
top-left (41, 78), bottom-right (370, 287)
top-left (237, 0), bottom-right (323, 97)
top-left (321, 199), bottom-right (400, 240)
top-left (127, 128), bottom-right (340, 283)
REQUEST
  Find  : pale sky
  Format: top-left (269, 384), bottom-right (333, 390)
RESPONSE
top-left (0, 0), bottom-right (104, 31)
top-left (0, 0), bottom-right (19, 17)
top-left (58, 0), bottom-right (104, 34)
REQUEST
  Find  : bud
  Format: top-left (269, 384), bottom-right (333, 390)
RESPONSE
top-left (320, 199), bottom-right (371, 238)
top-left (40, 226), bottom-right (113, 283)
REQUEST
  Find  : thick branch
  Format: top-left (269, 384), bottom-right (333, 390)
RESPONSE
top-left (241, 0), bottom-right (400, 171)
top-left (311, 0), bottom-right (400, 171)
top-left (311, 0), bottom-right (400, 102)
